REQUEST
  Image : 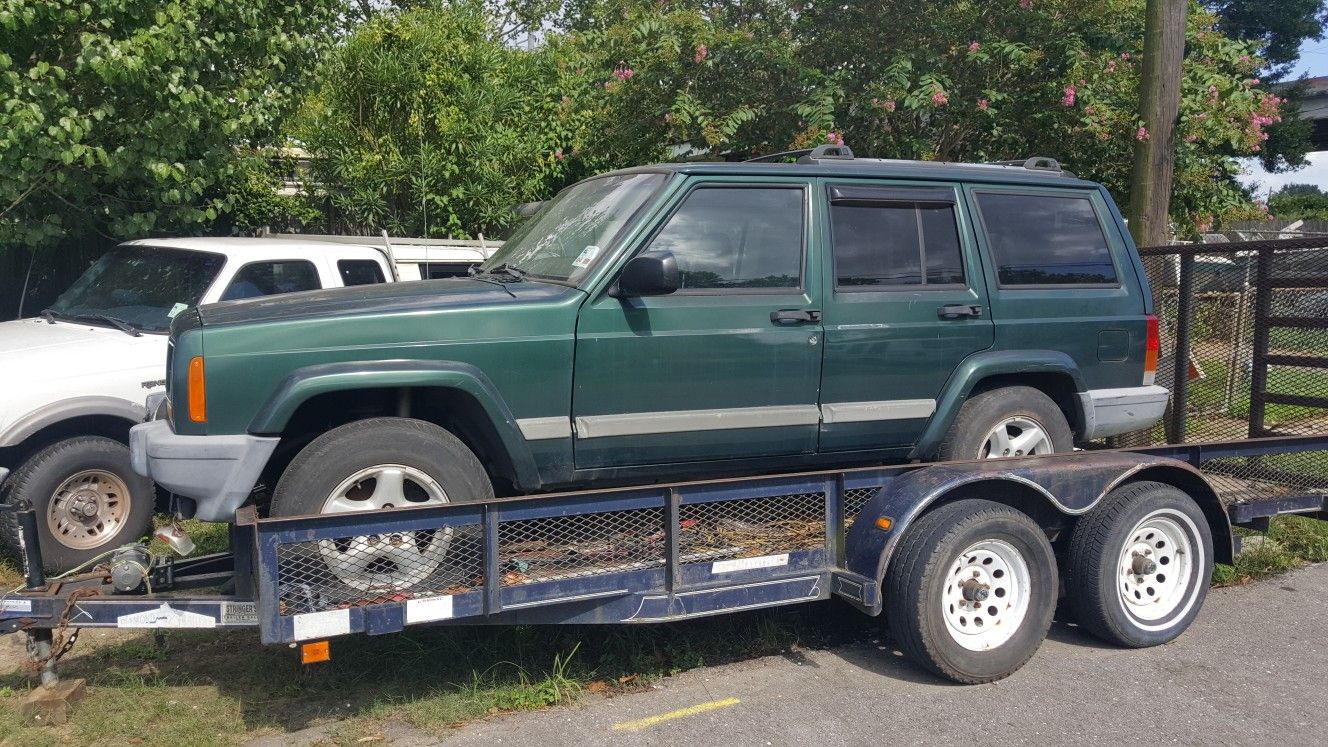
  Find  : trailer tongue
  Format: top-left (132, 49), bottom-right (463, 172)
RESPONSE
top-left (3, 436), bottom-right (1324, 687)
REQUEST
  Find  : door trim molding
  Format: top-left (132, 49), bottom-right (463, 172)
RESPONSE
top-left (820, 399), bottom-right (936, 424)
top-left (575, 405), bottom-right (821, 439)
top-left (516, 417), bottom-right (574, 440)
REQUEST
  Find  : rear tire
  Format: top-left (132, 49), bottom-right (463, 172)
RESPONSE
top-left (1067, 481), bottom-right (1213, 648)
top-left (885, 499), bottom-right (1058, 684)
top-left (2, 437), bottom-right (155, 573)
top-left (937, 385), bottom-right (1073, 462)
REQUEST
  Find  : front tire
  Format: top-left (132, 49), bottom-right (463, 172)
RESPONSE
top-left (1067, 481), bottom-right (1213, 648)
top-left (3, 437), bottom-right (155, 573)
top-left (271, 418), bottom-right (493, 594)
top-left (886, 499), bottom-right (1058, 684)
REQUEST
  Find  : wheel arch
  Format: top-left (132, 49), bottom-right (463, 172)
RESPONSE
top-left (910, 350), bottom-right (1088, 460)
top-left (1102, 464), bottom-right (1234, 565)
top-left (252, 361), bottom-right (542, 493)
top-left (0, 397), bottom-right (146, 473)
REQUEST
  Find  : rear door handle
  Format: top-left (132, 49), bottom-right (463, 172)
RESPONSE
top-left (771, 309), bottom-right (822, 324)
top-left (938, 304), bottom-right (983, 320)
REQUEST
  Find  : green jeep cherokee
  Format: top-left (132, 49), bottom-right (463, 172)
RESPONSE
top-left (131, 152), bottom-right (1167, 544)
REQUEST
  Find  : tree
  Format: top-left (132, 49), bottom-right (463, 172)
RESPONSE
top-left (297, 3), bottom-right (588, 238)
top-left (1268, 183), bottom-right (1328, 221)
top-left (0, 0), bottom-right (339, 248)
top-left (1208, 0), bottom-right (1328, 71)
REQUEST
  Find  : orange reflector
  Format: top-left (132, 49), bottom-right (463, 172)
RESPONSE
top-left (187, 356), bottom-right (206, 423)
top-left (874, 516), bottom-right (894, 532)
top-left (300, 640), bottom-right (330, 664)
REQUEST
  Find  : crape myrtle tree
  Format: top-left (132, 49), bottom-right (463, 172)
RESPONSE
top-left (0, 0), bottom-right (340, 248)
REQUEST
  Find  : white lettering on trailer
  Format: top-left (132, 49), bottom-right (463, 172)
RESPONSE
top-left (292, 608), bottom-right (351, 641)
top-left (117, 604), bottom-right (217, 629)
top-left (0, 599), bottom-right (32, 613)
top-left (405, 595), bottom-right (454, 624)
top-left (711, 554), bottom-right (790, 574)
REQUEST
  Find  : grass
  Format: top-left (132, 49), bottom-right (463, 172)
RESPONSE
top-left (0, 511), bottom-right (1323, 744)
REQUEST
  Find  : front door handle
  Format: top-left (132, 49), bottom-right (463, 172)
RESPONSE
top-left (771, 309), bottom-right (822, 324)
top-left (937, 304), bottom-right (983, 320)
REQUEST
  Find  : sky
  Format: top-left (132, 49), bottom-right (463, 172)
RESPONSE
top-left (1236, 38), bottom-right (1328, 197)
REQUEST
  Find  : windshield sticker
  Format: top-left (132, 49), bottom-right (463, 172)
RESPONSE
top-left (167, 302), bottom-right (188, 319)
top-left (571, 245), bottom-right (601, 269)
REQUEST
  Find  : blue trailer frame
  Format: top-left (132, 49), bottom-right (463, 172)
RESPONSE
top-left (2, 436), bottom-right (1324, 671)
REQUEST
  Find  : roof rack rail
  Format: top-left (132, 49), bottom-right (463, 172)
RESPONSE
top-left (990, 156), bottom-right (1065, 173)
top-left (743, 144), bottom-right (856, 164)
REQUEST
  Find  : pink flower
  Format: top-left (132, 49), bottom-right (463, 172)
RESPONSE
top-left (1120, 52), bottom-right (1131, 60)
top-left (613, 66), bottom-right (635, 81)
top-left (977, 98), bottom-right (989, 111)
top-left (694, 44), bottom-right (708, 64)
top-left (1019, 0), bottom-right (1032, 8)
top-left (1184, 134), bottom-right (1197, 143)
top-left (1106, 60), bottom-right (1117, 73)
top-left (1135, 126), bottom-right (1149, 141)
top-left (931, 88), bottom-right (949, 106)
top-left (1062, 86), bottom-right (1076, 106)
top-left (663, 111), bottom-right (673, 123)
top-left (826, 131), bottom-right (844, 145)
top-left (1239, 55), bottom-right (1250, 64)
top-left (1247, 77), bottom-right (1260, 86)
top-left (554, 148), bottom-right (565, 161)
top-left (882, 98), bottom-right (896, 112)
top-left (968, 41), bottom-right (980, 53)
top-left (1084, 105), bottom-right (1096, 115)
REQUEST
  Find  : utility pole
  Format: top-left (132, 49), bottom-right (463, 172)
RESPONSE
top-left (1122, 0), bottom-right (1187, 446)
top-left (1125, 0), bottom-right (1187, 248)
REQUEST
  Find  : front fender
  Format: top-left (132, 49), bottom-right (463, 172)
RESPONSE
top-left (0, 396), bottom-right (146, 448)
top-left (908, 349), bottom-right (1087, 460)
top-left (247, 360), bottom-right (541, 489)
top-left (843, 451), bottom-right (1229, 615)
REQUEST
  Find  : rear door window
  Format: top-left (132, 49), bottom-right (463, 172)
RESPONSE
top-left (829, 186), bottom-right (964, 288)
top-left (221, 260), bottom-right (322, 301)
top-left (337, 259), bottom-right (387, 286)
top-left (974, 192), bottom-right (1118, 286)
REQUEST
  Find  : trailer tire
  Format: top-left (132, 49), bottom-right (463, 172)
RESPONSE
top-left (1067, 481), bottom-right (1212, 648)
top-left (885, 499), bottom-right (1057, 684)
top-left (271, 418), bottom-right (493, 595)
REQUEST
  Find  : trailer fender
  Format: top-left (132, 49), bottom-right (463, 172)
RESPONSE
top-left (247, 360), bottom-right (542, 489)
top-left (843, 452), bottom-right (1231, 615)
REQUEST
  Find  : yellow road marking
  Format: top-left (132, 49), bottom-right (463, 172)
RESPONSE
top-left (610, 697), bottom-right (742, 732)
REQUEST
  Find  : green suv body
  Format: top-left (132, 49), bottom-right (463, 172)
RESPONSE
top-left (131, 155), bottom-right (1167, 524)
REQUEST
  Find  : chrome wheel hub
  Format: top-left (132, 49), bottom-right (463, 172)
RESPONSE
top-left (317, 465), bottom-right (451, 592)
top-left (48, 470), bottom-right (131, 550)
top-left (942, 539), bottom-right (1031, 651)
top-left (981, 417), bottom-right (1052, 459)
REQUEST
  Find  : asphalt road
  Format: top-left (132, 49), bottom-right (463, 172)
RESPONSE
top-left (443, 563), bottom-right (1328, 746)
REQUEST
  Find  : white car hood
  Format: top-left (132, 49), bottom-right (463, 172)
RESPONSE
top-left (0, 318), bottom-right (167, 435)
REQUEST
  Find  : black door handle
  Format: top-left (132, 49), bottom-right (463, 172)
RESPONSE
top-left (771, 309), bottom-right (822, 324)
top-left (938, 304), bottom-right (983, 320)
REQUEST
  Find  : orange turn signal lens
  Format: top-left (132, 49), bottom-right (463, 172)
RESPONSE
top-left (874, 516), bottom-right (894, 532)
top-left (300, 640), bottom-right (330, 665)
top-left (187, 356), bottom-right (206, 423)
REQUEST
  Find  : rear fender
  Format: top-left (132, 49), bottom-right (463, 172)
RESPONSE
top-left (843, 452), bottom-right (1230, 615)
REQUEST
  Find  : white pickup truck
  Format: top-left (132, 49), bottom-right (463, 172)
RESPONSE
top-left (0, 237), bottom-right (417, 569)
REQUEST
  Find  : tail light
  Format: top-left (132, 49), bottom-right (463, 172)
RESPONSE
top-left (1143, 315), bottom-right (1159, 386)
top-left (187, 356), bottom-right (207, 423)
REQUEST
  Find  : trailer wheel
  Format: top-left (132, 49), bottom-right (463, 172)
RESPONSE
top-left (1067, 481), bottom-right (1212, 648)
top-left (272, 418), bottom-right (493, 594)
top-left (885, 499), bottom-right (1057, 684)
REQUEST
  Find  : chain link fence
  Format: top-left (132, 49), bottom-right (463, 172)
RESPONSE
top-left (1137, 238), bottom-right (1328, 502)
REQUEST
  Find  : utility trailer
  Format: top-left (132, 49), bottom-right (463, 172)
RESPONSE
top-left (1, 435), bottom-right (1325, 687)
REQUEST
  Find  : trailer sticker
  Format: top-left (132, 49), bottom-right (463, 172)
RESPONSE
top-left (0, 599), bottom-right (32, 613)
top-left (405, 595), bottom-right (454, 624)
top-left (117, 604), bottom-right (216, 629)
top-left (221, 602), bottom-right (258, 626)
top-left (711, 553), bottom-right (789, 574)
top-left (293, 608), bottom-right (351, 641)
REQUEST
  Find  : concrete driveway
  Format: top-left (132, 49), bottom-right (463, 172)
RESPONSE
top-left (443, 563), bottom-right (1326, 746)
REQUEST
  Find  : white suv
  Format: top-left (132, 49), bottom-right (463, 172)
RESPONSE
top-left (0, 237), bottom-right (396, 570)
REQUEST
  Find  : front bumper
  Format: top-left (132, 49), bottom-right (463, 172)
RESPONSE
top-left (130, 420), bottom-right (278, 522)
top-left (1078, 385), bottom-right (1171, 440)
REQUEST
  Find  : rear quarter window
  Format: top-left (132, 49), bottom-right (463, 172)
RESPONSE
top-left (974, 191), bottom-right (1119, 286)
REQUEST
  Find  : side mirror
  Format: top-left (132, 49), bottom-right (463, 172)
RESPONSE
top-left (613, 251), bottom-right (680, 297)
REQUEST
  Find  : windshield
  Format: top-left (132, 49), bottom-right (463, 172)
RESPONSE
top-left (48, 246), bottom-right (226, 333)
top-left (480, 172), bottom-right (667, 283)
